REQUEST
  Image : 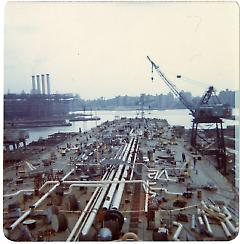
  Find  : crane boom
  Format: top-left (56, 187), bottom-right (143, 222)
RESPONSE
top-left (147, 56), bottom-right (195, 114)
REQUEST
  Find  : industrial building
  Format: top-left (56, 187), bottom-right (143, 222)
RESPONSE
top-left (4, 74), bottom-right (79, 120)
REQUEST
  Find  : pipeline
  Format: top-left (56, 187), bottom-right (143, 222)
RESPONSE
top-left (111, 137), bottom-right (138, 210)
top-left (9, 169), bottom-right (74, 231)
top-left (208, 204), bottom-right (220, 213)
top-left (80, 148), bottom-right (129, 237)
top-left (191, 214), bottom-right (196, 231)
top-left (172, 221), bottom-right (183, 241)
top-left (202, 212), bottom-right (213, 236)
top-left (103, 138), bottom-right (135, 210)
top-left (149, 187), bottom-right (183, 196)
top-left (225, 218), bottom-right (237, 234)
top-left (200, 201), bottom-right (226, 220)
top-left (68, 142), bottom-right (130, 240)
top-left (158, 204), bottom-right (199, 213)
top-left (3, 189), bottom-right (34, 198)
top-left (79, 137), bottom-right (137, 238)
top-left (221, 222), bottom-right (232, 238)
top-left (129, 144), bottom-right (138, 180)
top-left (144, 180), bottom-right (149, 212)
top-left (197, 216), bottom-right (205, 234)
top-left (64, 183), bottom-right (103, 195)
top-left (67, 169), bottom-right (111, 241)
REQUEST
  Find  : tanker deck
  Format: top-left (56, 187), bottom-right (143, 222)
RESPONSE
top-left (3, 117), bottom-right (239, 241)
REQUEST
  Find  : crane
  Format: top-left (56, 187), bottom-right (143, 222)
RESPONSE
top-left (147, 56), bottom-right (232, 174)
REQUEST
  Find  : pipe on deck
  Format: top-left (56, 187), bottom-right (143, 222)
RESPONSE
top-left (208, 204), bottom-right (220, 213)
top-left (111, 138), bottom-right (138, 210)
top-left (221, 222), bottom-right (232, 238)
top-left (144, 180), bottom-right (149, 212)
top-left (80, 169), bottom-right (116, 237)
top-left (67, 170), bottom-right (109, 241)
top-left (225, 218), bottom-right (238, 234)
top-left (202, 212), bottom-right (213, 236)
top-left (69, 144), bottom-right (125, 240)
top-left (191, 214), bottom-right (196, 231)
top-left (172, 221), bottom-right (183, 241)
top-left (3, 189), bottom-right (34, 198)
top-left (10, 169), bottom-right (74, 231)
top-left (103, 138), bottom-right (135, 210)
top-left (64, 183), bottom-right (102, 195)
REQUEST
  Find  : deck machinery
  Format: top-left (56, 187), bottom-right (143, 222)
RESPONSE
top-left (147, 56), bottom-right (233, 174)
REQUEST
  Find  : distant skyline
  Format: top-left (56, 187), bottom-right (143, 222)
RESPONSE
top-left (4, 1), bottom-right (239, 99)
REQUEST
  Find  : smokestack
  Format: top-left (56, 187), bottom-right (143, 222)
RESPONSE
top-left (41, 74), bottom-right (46, 95)
top-left (36, 75), bottom-right (41, 94)
top-left (31, 75), bottom-right (36, 94)
top-left (46, 74), bottom-right (51, 95)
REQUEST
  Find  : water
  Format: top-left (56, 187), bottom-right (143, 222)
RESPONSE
top-left (26, 109), bottom-right (238, 145)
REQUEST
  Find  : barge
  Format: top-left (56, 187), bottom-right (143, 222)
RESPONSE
top-left (3, 117), bottom-right (239, 241)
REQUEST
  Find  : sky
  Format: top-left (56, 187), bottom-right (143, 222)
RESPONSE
top-left (4, 1), bottom-right (239, 99)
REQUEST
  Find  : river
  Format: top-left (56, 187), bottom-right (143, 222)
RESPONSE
top-left (26, 108), bottom-right (238, 145)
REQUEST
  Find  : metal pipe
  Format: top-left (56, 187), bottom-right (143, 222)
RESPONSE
top-left (3, 189), bottom-right (34, 198)
top-left (222, 206), bottom-right (231, 219)
top-left (158, 178), bottom-right (177, 183)
top-left (73, 187), bottom-right (103, 241)
top-left (80, 184), bottom-right (109, 236)
top-left (201, 204), bottom-right (226, 220)
top-left (110, 138), bottom-right (137, 209)
top-left (225, 218), bottom-right (237, 234)
top-left (33, 169), bottom-right (74, 208)
top-left (172, 221), bottom-right (183, 241)
top-left (148, 172), bottom-right (157, 179)
top-left (111, 181), bottom-right (125, 210)
top-left (203, 212), bottom-right (213, 236)
top-left (80, 169), bottom-right (116, 237)
top-left (144, 180), bottom-right (149, 212)
top-left (129, 145), bottom-right (138, 180)
top-left (10, 169), bottom-right (74, 230)
top-left (25, 161), bottom-right (36, 171)
top-left (198, 216), bottom-right (205, 234)
top-left (156, 170), bottom-right (165, 179)
top-left (149, 186), bottom-right (183, 196)
top-left (64, 183), bottom-right (102, 195)
top-left (119, 143), bottom-right (128, 159)
top-left (69, 145), bottom-right (122, 240)
top-left (191, 214), bottom-right (196, 231)
top-left (165, 170), bottom-right (169, 179)
top-left (79, 139), bottom-right (135, 237)
top-left (221, 221), bottom-right (232, 238)
top-left (102, 138), bottom-right (134, 210)
top-left (102, 165), bottom-right (124, 210)
top-left (110, 142), bottom-right (134, 209)
top-left (209, 204), bottom-right (220, 213)
top-left (67, 170), bottom-right (109, 241)
top-left (39, 181), bottom-right (56, 191)
top-left (158, 205), bottom-right (198, 213)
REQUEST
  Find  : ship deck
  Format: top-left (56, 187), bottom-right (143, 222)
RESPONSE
top-left (3, 117), bottom-right (239, 241)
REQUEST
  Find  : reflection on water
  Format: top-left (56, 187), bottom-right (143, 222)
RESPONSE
top-left (26, 109), bottom-right (238, 144)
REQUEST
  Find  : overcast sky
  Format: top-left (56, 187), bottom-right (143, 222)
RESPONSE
top-left (4, 1), bottom-right (239, 99)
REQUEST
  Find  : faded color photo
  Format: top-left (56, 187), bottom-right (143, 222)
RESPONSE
top-left (3, 1), bottom-right (239, 241)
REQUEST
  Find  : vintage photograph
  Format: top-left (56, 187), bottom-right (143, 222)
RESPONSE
top-left (3, 1), bottom-right (239, 241)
